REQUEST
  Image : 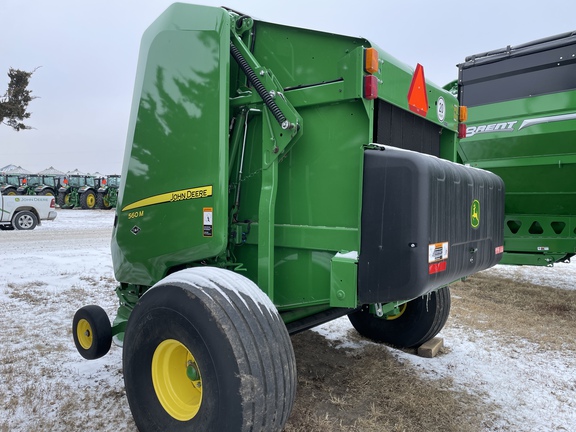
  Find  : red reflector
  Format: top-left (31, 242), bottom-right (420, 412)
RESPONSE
top-left (495, 245), bottom-right (504, 254)
top-left (429, 260), bottom-right (447, 274)
top-left (364, 75), bottom-right (378, 100)
top-left (458, 123), bottom-right (467, 138)
top-left (407, 63), bottom-right (428, 116)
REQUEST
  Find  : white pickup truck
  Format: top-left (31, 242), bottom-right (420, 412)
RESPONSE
top-left (0, 194), bottom-right (58, 230)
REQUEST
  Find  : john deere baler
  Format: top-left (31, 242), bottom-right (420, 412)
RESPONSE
top-left (72, 4), bottom-right (505, 431)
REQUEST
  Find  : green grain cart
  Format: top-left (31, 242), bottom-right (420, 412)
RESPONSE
top-left (72, 4), bottom-right (505, 430)
top-left (456, 31), bottom-right (576, 266)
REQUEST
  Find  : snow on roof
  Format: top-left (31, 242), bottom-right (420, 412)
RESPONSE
top-left (66, 168), bottom-right (86, 176)
top-left (38, 166), bottom-right (65, 175)
top-left (0, 164), bottom-right (19, 172)
top-left (4, 165), bottom-right (32, 174)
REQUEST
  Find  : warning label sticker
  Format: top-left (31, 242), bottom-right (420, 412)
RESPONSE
top-left (428, 242), bottom-right (449, 263)
top-left (203, 207), bottom-right (213, 237)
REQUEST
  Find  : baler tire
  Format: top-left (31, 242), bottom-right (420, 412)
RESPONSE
top-left (12, 211), bottom-right (38, 230)
top-left (348, 286), bottom-right (451, 348)
top-left (72, 305), bottom-right (112, 360)
top-left (123, 267), bottom-right (296, 432)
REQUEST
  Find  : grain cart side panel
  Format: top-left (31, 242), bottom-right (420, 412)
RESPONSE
top-left (112, 6), bottom-right (230, 285)
top-left (458, 31), bottom-right (576, 265)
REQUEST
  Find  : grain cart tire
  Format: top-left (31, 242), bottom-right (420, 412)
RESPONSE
top-left (348, 286), bottom-right (451, 348)
top-left (72, 305), bottom-right (112, 360)
top-left (80, 190), bottom-right (97, 209)
top-left (12, 211), bottom-right (38, 230)
top-left (123, 267), bottom-right (296, 432)
top-left (97, 192), bottom-right (112, 210)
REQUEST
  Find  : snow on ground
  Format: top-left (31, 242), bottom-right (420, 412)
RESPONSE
top-left (0, 210), bottom-right (133, 431)
top-left (1, 209), bottom-right (575, 431)
top-left (315, 260), bottom-right (576, 431)
top-left (315, 314), bottom-right (576, 431)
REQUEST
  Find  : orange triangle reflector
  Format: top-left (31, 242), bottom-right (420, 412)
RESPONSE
top-left (407, 63), bottom-right (428, 117)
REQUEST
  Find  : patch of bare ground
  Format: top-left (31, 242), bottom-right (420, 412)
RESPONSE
top-left (450, 270), bottom-right (576, 351)
top-left (286, 269), bottom-right (576, 432)
top-left (286, 330), bottom-right (498, 432)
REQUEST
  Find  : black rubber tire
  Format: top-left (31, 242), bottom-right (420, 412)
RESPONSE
top-left (96, 192), bottom-right (111, 210)
top-left (57, 191), bottom-right (68, 208)
top-left (123, 267), bottom-right (296, 432)
top-left (12, 211), bottom-right (38, 230)
top-left (3, 187), bottom-right (17, 196)
top-left (39, 189), bottom-right (55, 196)
top-left (72, 305), bottom-right (112, 360)
top-left (80, 190), bottom-right (96, 209)
top-left (348, 286), bottom-right (451, 348)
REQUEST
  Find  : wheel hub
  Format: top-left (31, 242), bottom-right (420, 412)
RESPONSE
top-left (152, 339), bottom-right (203, 421)
top-left (77, 319), bottom-right (93, 349)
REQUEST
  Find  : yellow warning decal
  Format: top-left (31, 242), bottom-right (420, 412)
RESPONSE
top-left (122, 185), bottom-right (213, 212)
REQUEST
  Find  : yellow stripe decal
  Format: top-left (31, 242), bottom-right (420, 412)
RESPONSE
top-left (122, 185), bottom-right (213, 212)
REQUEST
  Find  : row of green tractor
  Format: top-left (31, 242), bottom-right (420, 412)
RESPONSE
top-left (0, 172), bottom-right (121, 210)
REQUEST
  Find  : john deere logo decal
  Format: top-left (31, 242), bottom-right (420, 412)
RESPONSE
top-left (471, 199), bottom-right (480, 228)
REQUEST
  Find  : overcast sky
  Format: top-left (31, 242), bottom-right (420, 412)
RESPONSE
top-left (1, 0), bottom-right (575, 175)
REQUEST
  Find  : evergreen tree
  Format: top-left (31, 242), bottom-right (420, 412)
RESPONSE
top-left (0, 68), bottom-right (37, 131)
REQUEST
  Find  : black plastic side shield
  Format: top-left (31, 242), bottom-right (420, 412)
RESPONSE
top-left (358, 147), bottom-right (505, 303)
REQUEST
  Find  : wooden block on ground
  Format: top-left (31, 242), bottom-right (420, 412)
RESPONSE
top-left (417, 337), bottom-right (444, 358)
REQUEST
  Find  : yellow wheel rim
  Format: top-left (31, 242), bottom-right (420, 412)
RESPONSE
top-left (386, 303), bottom-right (407, 321)
top-left (77, 319), bottom-right (93, 349)
top-left (87, 194), bottom-right (95, 208)
top-left (152, 339), bottom-right (203, 421)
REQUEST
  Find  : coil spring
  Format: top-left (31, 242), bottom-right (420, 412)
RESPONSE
top-left (230, 41), bottom-right (287, 126)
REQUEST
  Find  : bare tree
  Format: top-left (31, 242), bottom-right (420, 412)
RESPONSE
top-left (0, 68), bottom-right (38, 131)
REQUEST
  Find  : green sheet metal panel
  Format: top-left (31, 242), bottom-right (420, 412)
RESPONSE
top-left (112, 5), bottom-right (230, 285)
top-left (458, 32), bottom-right (576, 263)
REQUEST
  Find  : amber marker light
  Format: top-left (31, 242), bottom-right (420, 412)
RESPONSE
top-left (365, 47), bottom-right (379, 74)
top-left (459, 105), bottom-right (468, 122)
top-left (458, 106), bottom-right (468, 138)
